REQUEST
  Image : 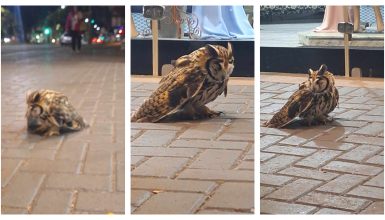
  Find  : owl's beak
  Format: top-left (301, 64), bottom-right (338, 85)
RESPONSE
top-left (27, 119), bottom-right (40, 131)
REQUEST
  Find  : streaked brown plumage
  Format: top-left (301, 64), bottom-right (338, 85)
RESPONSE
top-left (264, 64), bottom-right (339, 128)
top-left (26, 89), bottom-right (88, 136)
top-left (131, 43), bottom-right (234, 122)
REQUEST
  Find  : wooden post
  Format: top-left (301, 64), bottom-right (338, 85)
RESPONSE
top-left (131, 15), bottom-right (138, 38)
top-left (152, 20), bottom-right (159, 76)
top-left (343, 34), bottom-right (350, 77)
top-left (343, 6), bottom-right (350, 77)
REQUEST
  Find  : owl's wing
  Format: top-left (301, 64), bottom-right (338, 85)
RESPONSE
top-left (334, 87), bottom-right (339, 108)
top-left (159, 55), bottom-right (192, 85)
top-left (265, 89), bottom-right (314, 128)
top-left (49, 95), bottom-right (88, 132)
top-left (131, 66), bottom-right (206, 123)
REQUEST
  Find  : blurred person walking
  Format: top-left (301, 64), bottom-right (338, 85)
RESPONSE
top-left (65, 7), bottom-right (83, 52)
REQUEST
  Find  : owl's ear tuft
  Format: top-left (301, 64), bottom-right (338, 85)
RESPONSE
top-left (26, 90), bottom-right (31, 103)
top-left (205, 44), bottom-right (219, 58)
top-left (227, 42), bottom-right (233, 58)
top-left (308, 69), bottom-right (313, 77)
top-left (26, 90), bottom-right (34, 104)
top-left (27, 90), bottom-right (41, 104)
top-left (33, 92), bottom-right (41, 103)
top-left (318, 64), bottom-right (328, 75)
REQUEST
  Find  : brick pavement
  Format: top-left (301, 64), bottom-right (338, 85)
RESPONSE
top-left (260, 73), bottom-right (384, 214)
top-left (131, 76), bottom-right (254, 214)
top-left (1, 45), bottom-right (125, 214)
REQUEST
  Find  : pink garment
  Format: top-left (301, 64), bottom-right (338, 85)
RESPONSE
top-left (65, 12), bottom-right (73, 32)
top-left (65, 11), bottom-right (80, 32)
top-left (315, 6), bottom-right (352, 32)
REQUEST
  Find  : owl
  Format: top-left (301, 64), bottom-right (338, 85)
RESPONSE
top-left (264, 64), bottom-right (339, 128)
top-left (26, 89), bottom-right (88, 136)
top-left (131, 43), bottom-right (234, 122)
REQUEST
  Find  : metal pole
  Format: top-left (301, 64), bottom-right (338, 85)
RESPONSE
top-left (152, 20), bottom-right (159, 76)
top-left (343, 6), bottom-right (350, 77)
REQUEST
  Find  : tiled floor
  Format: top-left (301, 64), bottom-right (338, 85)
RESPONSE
top-left (1, 44), bottom-right (125, 214)
top-left (2, 44), bottom-right (383, 215)
top-left (131, 76), bottom-right (254, 214)
top-left (260, 73), bottom-right (384, 214)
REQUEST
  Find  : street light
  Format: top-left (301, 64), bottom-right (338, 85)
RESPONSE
top-left (93, 24), bottom-right (97, 29)
top-left (85, 18), bottom-right (89, 23)
top-left (44, 28), bottom-right (51, 35)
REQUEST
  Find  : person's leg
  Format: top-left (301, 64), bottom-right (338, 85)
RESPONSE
top-left (71, 30), bottom-right (76, 51)
top-left (373, 6), bottom-right (384, 32)
top-left (353, 6), bottom-right (361, 32)
top-left (77, 32), bottom-right (81, 51)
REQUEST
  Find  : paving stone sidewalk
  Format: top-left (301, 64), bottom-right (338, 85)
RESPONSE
top-left (1, 45), bottom-right (125, 214)
top-left (260, 74), bottom-right (384, 214)
top-left (131, 76), bottom-right (254, 214)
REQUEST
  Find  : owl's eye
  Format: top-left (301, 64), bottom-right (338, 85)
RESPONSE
top-left (31, 105), bottom-right (43, 116)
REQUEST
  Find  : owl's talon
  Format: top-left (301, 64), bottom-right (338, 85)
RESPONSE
top-left (325, 116), bottom-right (334, 122)
top-left (213, 111), bottom-right (223, 116)
top-left (193, 107), bottom-right (222, 119)
top-left (208, 110), bottom-right (222, 118)
top-left (315, 115), bottom-right (333, 125)
top-left (318, 120), bottom-right (327, 125)
top-left (44, 130), bottom-right (60, 137)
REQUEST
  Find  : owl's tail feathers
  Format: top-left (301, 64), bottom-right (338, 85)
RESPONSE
top-left (131, 111), bottom-right (157, 123)
top-left (131, 98), bottom-right (174, 123)
top-left (131, 115), bottom-right (159, 123)
top-left (131, 111), bottom-right (142, 122)
top-left (263, 110), bottom-right (293, 128)
top-left (130, 107), bottom-right (139, 122)
top-left (81, 119), bottom-right (90, 128)
top-left (75, 117), bottom-right (89, 130)
top-left (60, 117), bottom-right (88, 133)
top-left (73, 114), bottom-right (88, 129)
